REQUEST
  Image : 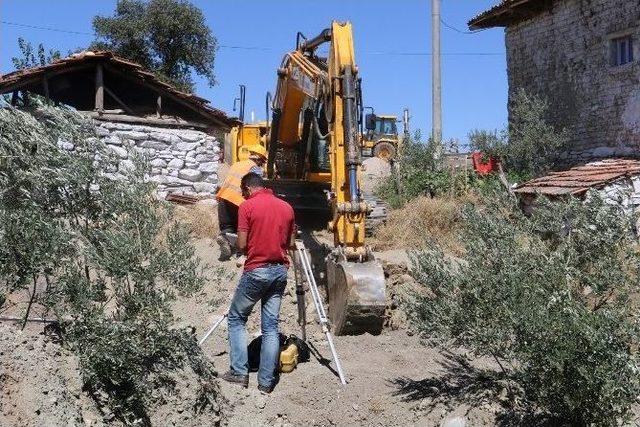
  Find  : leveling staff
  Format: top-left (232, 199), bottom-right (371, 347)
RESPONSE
top-left (221, 173), bottom-right (296, 394)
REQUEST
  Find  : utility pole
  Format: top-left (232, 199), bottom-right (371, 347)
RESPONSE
top-left (431, 0), bottom-right (442, 155)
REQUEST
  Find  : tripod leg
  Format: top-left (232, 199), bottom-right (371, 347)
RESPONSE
top-left (292, 251), bottom-right (307, 341)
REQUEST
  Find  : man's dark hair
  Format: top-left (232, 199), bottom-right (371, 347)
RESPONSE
top-left (241, 172), bottom-right (264, 189)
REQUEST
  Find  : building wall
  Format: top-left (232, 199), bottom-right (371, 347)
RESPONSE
top-left (505, 0), bottom-right (640, 164)
top-left (93, 121), bottom-right (222, 199)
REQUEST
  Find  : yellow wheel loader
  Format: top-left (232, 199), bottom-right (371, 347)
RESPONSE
top-left (361, 109), bottom-right (399, 161)
top-left (264, 21), bottom-right (387, 335)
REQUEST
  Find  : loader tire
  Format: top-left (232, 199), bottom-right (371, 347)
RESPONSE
top-left (373, 142), bottom-right (396, 161)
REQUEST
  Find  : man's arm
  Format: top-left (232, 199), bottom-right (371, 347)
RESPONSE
top-left (237, 230), bottom-right (248, 252)
top-left (237, 203), bottom-right (249, 254)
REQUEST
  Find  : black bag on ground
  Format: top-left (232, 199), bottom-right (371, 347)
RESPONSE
top-left (247, 333), bottom-right (310, 372)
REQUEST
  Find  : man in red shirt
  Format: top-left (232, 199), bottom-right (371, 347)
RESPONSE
top-left (221, 172), bottom-right (295, 394)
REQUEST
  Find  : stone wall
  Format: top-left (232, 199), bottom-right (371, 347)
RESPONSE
top-left (505, 0), bottom-right (640, 164)
top-left (93, 120), bottom-right (222, 199)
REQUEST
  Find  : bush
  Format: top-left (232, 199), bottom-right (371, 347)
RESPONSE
top-left (470, 89), bottom-right (568, 179)
top-left (0, 107), bottom-right (221, 424)
top-left (376, 134), bottom-right (476, 208)
top-left (408, 193), bottom-right (640, 424)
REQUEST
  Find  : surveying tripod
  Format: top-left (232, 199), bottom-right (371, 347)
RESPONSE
top-left (199, 239), bottom-right (347, 386)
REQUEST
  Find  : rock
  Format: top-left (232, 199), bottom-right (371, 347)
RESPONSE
top-left (140, 140), bottom-right (169, 150)
top-left (150, 132), bottom-right (182, 144)
top-left (179, 169), bottom-right (202, 181)
top-left (199, 162), bottom-right (218, 173)
top-left (114, 130), bottom-right (148, 140)
top-left (195, 153), bottom-right (210, 162)
top-left (96, 127), bottom-right (110, 137)
top-left (441, 416), bottom-right (467, 427)
top-left (193, 182), bottom-right (217, 193)
top-left (175, 141), bottom-right (199, 152)
top-left (168, 158), bottom-right (185, 169)
top-left (57, 139), bottom-right (75, 151)
top-left (102, 135), bottom-right (122, 145)
top-left (179, 132), bottom-right (205, 142)
top-left (99, 122), bottom-right (132, 131)
top-left (119, 159), bottom-right (135, 172)
top-left (107, 145), bottom-right (128, 159)
top-left (150, 158), bottom-right (167, 168)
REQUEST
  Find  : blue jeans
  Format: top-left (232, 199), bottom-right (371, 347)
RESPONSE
top-left (227, 264), bottom-right (287, 387)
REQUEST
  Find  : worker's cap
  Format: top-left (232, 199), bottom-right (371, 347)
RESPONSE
top-left (246, 144), bottom-right (267, 159)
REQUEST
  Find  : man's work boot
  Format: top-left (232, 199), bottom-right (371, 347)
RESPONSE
top-left (221, 370), bottom-right (249, 388)
top-left (257, 383), bottom-right (274, 394)
top-left (216, 234), bottom-right (232, 261)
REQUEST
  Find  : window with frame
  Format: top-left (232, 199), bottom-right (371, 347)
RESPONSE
top-left (611, 35), bottom-right (634, 66)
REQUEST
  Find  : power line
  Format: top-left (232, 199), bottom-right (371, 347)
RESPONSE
top-left (440, 18), bottom-right (485, 35)
top-left (1, 20), bottom-right (93, 36)
top-left (0, 19), bottom-right (501, 57)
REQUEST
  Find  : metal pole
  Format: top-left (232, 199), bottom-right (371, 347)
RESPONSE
top-left (431, 0), bottom-right (442, 157)
top-left (199, 312), bottom-right (228, 346)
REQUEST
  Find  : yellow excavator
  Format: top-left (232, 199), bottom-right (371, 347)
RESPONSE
top-left (263, 21), bottom-right (386, 335)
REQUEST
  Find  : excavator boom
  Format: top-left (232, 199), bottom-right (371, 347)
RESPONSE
top-left (267, 22), bottom-right (386, 335)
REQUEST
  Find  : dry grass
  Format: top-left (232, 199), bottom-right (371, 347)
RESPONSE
top-left (371, 195), bottom-right (472, 254)
top-left (173, 203), bottom-right (218, 239)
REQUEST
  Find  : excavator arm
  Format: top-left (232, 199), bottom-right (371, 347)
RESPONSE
top-left (267, 22), bottom-right (386, 335)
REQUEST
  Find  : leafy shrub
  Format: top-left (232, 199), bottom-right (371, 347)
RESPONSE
top-left (470, 89), bottom-right (568, 179)
top-left (376, 135), bottom-right (475, 208)
top-left (409, 193), bottom-right (640, 425)
top-left (0, 107), bottom-right (221, 424)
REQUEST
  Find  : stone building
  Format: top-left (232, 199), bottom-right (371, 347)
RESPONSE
top-left (470, 0), bottom-right (640, 164)
top-left (0, 51), bottom-right (238, 199)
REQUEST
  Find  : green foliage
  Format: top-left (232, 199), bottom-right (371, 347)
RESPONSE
top-left (376, 134), bottom-right (475, 208)
top-left (409, 193), bottom-right (640, 424)
top-left (470, 89), bottom-right (568, 178)
top-left (92, 0), bottom-right (217, 92)
top-left (0, 107), bottom-right (220, 424)
top-left (11, 37), bottom-right (61, 70)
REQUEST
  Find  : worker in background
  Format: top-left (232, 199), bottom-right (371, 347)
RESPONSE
top-left (215, 145), bottom-right (267, 261)
top-left (221, 172), bottom-right (296, 394)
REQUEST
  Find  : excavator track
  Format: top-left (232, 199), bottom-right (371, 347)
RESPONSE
top-left (363, 192), bottom-right (388, 237)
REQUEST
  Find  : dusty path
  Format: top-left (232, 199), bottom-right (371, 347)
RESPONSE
top-left (178, 238), bottom-right (498, 426)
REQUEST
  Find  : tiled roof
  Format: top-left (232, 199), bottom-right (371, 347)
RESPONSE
top-left (514, 158), bottom-right (640, 196)
top-left (469, 0), bottom-right (553, 29)
top-left (0, 50), bottom-right (237, 127)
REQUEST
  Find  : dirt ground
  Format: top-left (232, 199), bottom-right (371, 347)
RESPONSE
top-left (0, 228), bottom-right (502, 427)
top-left (176, 237), bottom-right (500, 427)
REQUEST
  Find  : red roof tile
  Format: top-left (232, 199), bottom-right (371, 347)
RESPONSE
top-left (514, 158), bottom-right (640, 196)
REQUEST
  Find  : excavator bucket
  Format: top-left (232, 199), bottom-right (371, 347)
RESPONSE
top-left (326, 258), bottom-right (386, 335)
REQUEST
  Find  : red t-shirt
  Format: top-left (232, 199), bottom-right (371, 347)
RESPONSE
top-left (237, 188), bottom-right (295, 272)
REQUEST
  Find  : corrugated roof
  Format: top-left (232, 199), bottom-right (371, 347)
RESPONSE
top-left (469, 0), bottom-right (554, 29)
top-left (0, 50), bottom-right (238, 128)
top-left (514, 159), bottom-right (640, 196)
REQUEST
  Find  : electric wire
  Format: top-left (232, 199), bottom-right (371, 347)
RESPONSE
top-left (1, 20), bottom-right (502, 57)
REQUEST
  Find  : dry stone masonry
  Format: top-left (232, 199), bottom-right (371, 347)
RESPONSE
top-left (504, 0), bottom-right (640, 164)
top-left (94, 121), bottom-right (221, 199)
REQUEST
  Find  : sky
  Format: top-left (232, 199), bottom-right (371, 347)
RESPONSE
top-left (0, 0), bottom-right (507, 147)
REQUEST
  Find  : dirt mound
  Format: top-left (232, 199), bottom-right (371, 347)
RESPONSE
top-left (0, 319), bottom-right (225, 427)
top-left (0, 323), bottom-right (103, 427)
top-left (361, 157), bottom-right (392, 193)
